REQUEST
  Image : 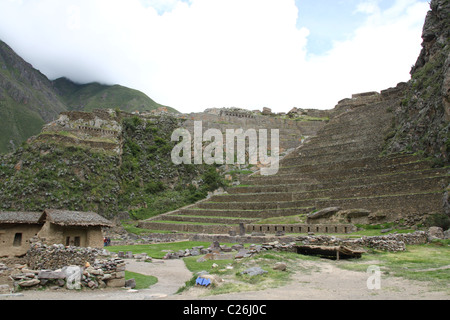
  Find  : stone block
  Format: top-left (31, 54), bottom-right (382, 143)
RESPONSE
top-left (106, 278), bottom-right (125, 288)
top-left (38, 270), bottom-right (66, 280)
top-left (18, 279), bottom-right (40, 288)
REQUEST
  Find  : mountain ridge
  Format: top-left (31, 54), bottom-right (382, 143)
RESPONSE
top-left (0, 39), bottom-right (176, 154)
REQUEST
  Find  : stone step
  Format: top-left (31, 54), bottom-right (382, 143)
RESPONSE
top-left (212, 175), bottom-right (447, 203)
top-left (306, 129), bottom-right (387, 145)
top-left (175, 207), bottom-right (314, 219)
top-left (140, 192), bottom-right (443, 234)
top-left (278, 154), bottom-right (424, 173)
top-left (278, 148), bottom-right (382, 166)
top-left (198, 192), bottom-right (443, 214)
top-left (292, 141), bottom-right (384, 159)
top-left (137, 221), bottom-right (237, 234)
top-left (281, 152), bottom-right (417, 167)
top-left (248, 159), bottom-right (435, 183)
top-left (231, 167), bottom-right (449, 193)
top-left (157, 214), bottom-right (259, 224)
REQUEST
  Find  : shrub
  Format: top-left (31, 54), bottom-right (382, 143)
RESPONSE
top-left (145, 181), bottom-right (165, 194)
top-left (425, 213), bottom-right (450, 231)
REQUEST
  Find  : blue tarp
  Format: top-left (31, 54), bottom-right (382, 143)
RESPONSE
top-left (196, 277), bottom-right (211, 287)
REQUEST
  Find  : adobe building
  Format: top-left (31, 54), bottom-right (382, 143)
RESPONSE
top-left (0, 211), bottom-right (43, 258)
top-left (0, 210), bottom-right (113, 257)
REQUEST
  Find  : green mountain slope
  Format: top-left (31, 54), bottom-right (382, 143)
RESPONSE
top-left (0, 40), bottom-right (67, 153)
top-left (53, 77), bottom-right (178, 114)
top-left (0, 113), bottom-right (223, 219)
top-left (0, 40), bottom-right (177, 154)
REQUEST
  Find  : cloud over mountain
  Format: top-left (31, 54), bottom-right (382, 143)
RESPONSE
top-left (0, 0), bottom-right (430, 113)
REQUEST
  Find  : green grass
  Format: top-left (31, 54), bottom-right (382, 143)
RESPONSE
top-left (180, 251), bottom-right (300, 296)
top-left (0, 98), bottom-right (46, 154)
top-left (108, 241), bottom-right (214, 259)
top-left (121, 220), bottom-right (175, 235)
top-left (125, 271), bottom-right (158, 290)
top-left (339, 242), bottom-right (450, 290)
top-left (110, 240), bottom-right (450, 296)
top-left (255, 214), bottom-right (307, 225)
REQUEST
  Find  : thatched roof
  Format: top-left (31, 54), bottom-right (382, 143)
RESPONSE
top-left (43, 209), bottom-right (113, 227)
top-left (0, 211), bottom-right (44, 225)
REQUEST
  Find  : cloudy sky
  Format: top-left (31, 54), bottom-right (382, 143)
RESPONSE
top-left (0, 0), bottom-right (430, 113)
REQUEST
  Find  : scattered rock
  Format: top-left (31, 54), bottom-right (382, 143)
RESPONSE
top-left (273, 262), bottom-right (287, 272)
top-left (307, 207), bottom-right (341, 220)
top-left (18, 279), bottom-right (40, 288)
top-left (241, 267), bottom-right (268, 276)
top-left (125, 278), bottom-right (136, 289)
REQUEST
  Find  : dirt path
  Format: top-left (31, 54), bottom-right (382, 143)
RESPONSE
top-left (177, 260), bottom-right (449, 300)
top-left (1, 258), bottom-right (448, 300)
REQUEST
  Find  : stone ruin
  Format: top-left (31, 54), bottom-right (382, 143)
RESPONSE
top-left (0, 242), bottom-right (129, 294)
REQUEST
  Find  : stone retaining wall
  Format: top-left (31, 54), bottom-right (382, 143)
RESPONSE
top-left (246, 223), bottom-right (356, 234)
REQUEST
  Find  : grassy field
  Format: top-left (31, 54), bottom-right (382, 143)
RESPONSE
top-left (124, 271), bottom-right (158, 290)
top-left (340, 240), bottom-right (450, 288)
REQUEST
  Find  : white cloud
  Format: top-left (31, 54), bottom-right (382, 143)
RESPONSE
top-left (0, 0), bottom-right (430, 113)
top-left (355, 1), bottom-right (381, 15)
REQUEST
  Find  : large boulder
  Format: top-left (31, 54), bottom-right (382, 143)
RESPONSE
top-left (307, 207), bottom-right (341, 221)
top-left (428, 226), bottom-right (445, 241)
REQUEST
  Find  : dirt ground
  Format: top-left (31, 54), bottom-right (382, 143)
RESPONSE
top-left (1, 258), bottom-right (448, 301)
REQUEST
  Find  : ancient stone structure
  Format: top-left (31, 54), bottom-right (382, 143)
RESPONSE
top-left (0, 212), bottom-right (43, 258)
top-left (37, 109), bottom-right (123, 154)
top-left (139, 84), bottom-right (449, 236)
top-left (0, 210), bottom-right (112, 257)
top-left (173, 107), bottom-right (328, 151)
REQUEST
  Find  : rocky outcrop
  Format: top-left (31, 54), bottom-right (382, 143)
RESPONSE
top-left (385, 0), bottom-right (450, 163)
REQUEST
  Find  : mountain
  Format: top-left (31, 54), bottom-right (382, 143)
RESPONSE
top-left (0, 40), bottom-right (67, 154)
top-left (0, 40), bottom-right (176, 154)
top-left (52, 77), bottom-right (178, 114)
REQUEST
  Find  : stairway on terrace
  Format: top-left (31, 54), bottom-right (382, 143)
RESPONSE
top-left (139, 91), bottom-right (449, 235)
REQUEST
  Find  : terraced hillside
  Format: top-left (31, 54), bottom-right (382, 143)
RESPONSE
top-left (138, 88), bottom-right (450, 235)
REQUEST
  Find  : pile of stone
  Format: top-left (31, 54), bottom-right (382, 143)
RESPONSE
top-left (1, 242), bottom-right (131, 292)
top-left (162, 243), bottom-right (228, 260)
top-left (7, 257), bottom-right (127, 292)
top-left (116, 251), bottom-right (152, 262)
top-left (159, 241), bottom-right (297, 261)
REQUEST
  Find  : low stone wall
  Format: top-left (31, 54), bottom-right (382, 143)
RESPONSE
top-left (296, 231), bottom-right (428, 252)
top-left (26, 243), bottom-right (104, 270)
top-left (127, 230), bottom-right (429, 252)
top-left (246, 223), bottom-right (356, 235)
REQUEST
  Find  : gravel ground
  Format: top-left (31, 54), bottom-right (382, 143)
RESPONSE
top-left (1, 258), bottom-right (448, 301)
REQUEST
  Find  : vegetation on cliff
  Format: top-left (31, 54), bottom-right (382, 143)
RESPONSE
top-left (384, 0), bottom-right (450, 164)
top-left (0, 114), bottom-right (226, 219)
